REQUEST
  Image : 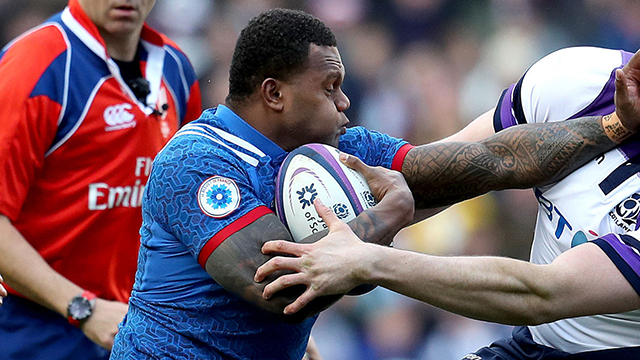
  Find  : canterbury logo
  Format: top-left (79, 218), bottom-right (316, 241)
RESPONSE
top-left (104, 103), bottom-right (136, 131)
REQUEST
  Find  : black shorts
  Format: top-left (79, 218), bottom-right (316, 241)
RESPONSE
top-left (464, 326), bottom-right (640, 360)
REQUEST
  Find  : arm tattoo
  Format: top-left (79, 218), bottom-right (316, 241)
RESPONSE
top-left (403, 116), bottom-right (615, 209)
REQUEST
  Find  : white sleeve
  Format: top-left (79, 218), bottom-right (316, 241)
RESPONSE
top-left (494, 47), bottom-right (627, 132)
top-left (520, 46), bottom-right (623, 124)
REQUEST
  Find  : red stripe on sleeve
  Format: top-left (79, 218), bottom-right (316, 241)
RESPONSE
top-left (197, 206), bottom-right (273, 267)
top-left (391, 143), bottom-right (414, 172)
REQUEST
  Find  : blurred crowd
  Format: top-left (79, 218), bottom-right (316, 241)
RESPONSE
top-left (2, 0), bottom-right (640, 359)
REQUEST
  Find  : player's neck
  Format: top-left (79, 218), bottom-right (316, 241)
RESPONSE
top-left (228, 101), bottom-right (285, 149)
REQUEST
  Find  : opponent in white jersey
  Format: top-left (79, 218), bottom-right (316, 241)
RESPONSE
top-left (492, 46), bottom-right (640, 355)
top-left (253, 46), bottom-right (640, 359)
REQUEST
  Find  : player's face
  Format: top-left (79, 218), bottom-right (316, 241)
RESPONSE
top-left (280, 45), bottom-right (351, 149)
top-left (79, 0), bottom-right (156, 38)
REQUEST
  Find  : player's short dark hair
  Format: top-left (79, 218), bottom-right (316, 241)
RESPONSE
top-left (226, 8), bottom-right (337, 105)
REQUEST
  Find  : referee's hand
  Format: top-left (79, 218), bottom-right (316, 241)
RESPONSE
top-left (80, 299), bottom-right (128, 350)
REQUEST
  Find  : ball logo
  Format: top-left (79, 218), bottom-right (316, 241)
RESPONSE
top-left (332, 203), bottom-right (350, 219)
top-left (104, 103), bottom-right (136, 131)
top-left (198, 176), bottom-right (241, 218)
top-left (297, 183), bottom-right (318, 209)
top-left (363, 191), bottom-right (376, 207)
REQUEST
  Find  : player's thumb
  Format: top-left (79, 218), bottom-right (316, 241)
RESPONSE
top-left (313, 198), bottom-right (342, 231)
top-left (614, 69), bottom-right (637, 129)
top-left (615, 69), bottom-right (629, 103)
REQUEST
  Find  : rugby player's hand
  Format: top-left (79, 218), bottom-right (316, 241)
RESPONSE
top-left (617, 49), bottom-right (640, 133)
top-left (81, 299), bottom-right (128, 350)
top-left (257, 199), bottom-right (370, 315)
top-left (339, 152), bottom-right (414, 230)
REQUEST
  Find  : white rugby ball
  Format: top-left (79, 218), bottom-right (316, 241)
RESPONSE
top-left (275, 143), bottom-right (377, 242)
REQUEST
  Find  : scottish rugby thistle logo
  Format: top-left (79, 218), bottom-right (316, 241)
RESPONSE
top-left (332, 203), bottom-right (350, 219)
top-left (198, 176), bottom-right (240, 218)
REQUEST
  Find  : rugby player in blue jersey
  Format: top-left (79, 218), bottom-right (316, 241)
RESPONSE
top-left (257, 47), bottom-right (640, 359)
top-left (113, 7), bottom-right (640, 360)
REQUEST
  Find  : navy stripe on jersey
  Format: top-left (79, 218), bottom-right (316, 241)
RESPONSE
top-left (592, 238), bottom-right (640, 296)
top-left (31, 51), bottom-right (68, 105)
top-left (162, 45), bottom-right (195, 123)
top-left (598, 152), bottom-right (640, 195)
top-left (620, 234), bottom-right (640, 252)
top-left (511, 75), bottom-right (527, 125)
top-left (493, 88), bottom-right (509, 133)
top-left (473, 326), bottom-right (640, 360)
top-left (46, 21), bottom-right (112, 153)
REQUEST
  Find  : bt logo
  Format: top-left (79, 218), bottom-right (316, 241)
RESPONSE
top-left (535, 189), bottom-right (572, 239)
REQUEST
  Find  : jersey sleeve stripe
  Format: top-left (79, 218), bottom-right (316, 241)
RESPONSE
top-left (593, 236), bottom-right (640, 296)
top-left (493, 84), bottom-right (518, 132)
top-left (197, 206), bottom-right (273, 267)
top-left (391, 143), bottom-right (414, 172)
top-left (511, 76), bottom-right (527, 125)
top-left (620, 234), bottom-right (640, 253)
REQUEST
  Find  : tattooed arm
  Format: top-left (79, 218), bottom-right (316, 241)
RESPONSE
top-left (403, 116), bottom-right (615, 209)
top-left (404, 52), bottom-right (640, 210)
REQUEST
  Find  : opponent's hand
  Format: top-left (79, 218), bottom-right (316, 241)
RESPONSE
top-left (0, 274), bottom-right (6, 306)
top-left (617, 49), bottom-right (640, 133)
top-left (80, 298), bottom-right (128, 350)
top-left (255, 199), bottom-right (370, 315)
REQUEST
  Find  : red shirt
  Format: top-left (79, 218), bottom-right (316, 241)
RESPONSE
top-left (0, 0), bottom-right (202, 302)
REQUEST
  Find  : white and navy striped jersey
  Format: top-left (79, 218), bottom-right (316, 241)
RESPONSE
top-left (495, 46), bottom-right (640, 353)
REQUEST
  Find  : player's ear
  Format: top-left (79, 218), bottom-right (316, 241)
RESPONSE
top-left (261, 78), bottom-right (284, 111)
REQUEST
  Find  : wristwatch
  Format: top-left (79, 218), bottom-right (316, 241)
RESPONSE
top-left (67, 290), bottom-right (97, 327)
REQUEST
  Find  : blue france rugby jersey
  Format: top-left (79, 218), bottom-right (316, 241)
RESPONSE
top-left (110, 105), bottom-right (411, 359)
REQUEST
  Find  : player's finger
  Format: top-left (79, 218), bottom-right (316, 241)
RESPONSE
top-left (283, 288), bottom-right (318, 315)
top-left (262, 273), bottom-right (308, 299)
top-left (261, 239), bottom-right (304, 256)
top-left (339, 152), bottom-right (372, 176)
top-left (313, 198), bottom-right (344, 231)
top-left (255, 255), bottom-right (302, 282)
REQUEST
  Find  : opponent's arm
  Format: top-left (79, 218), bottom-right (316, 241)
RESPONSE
top-left (404, 55), bottom-right (640, 210)
top-left (256, 201), bottom-right (640, 321)
top-left (0, 215), bottom-right (127, 349)
top-left (403, 116), bottom-right (612, 208)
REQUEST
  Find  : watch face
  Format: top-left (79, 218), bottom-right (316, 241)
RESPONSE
top-left (69, 296), bottom-right (92, 320)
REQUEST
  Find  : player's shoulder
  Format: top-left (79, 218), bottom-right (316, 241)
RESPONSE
top-left (522, 46), bottom-right (623, 88)
top-left (159, 118), bottom-right (251, 171)
top-left (2, 22), bottom-right (68, 64)
top-left (519, 47), bottom-right (623, 123)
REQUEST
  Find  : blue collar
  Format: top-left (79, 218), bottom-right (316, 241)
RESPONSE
top-left (214, 105), bottom-right (286, 160)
